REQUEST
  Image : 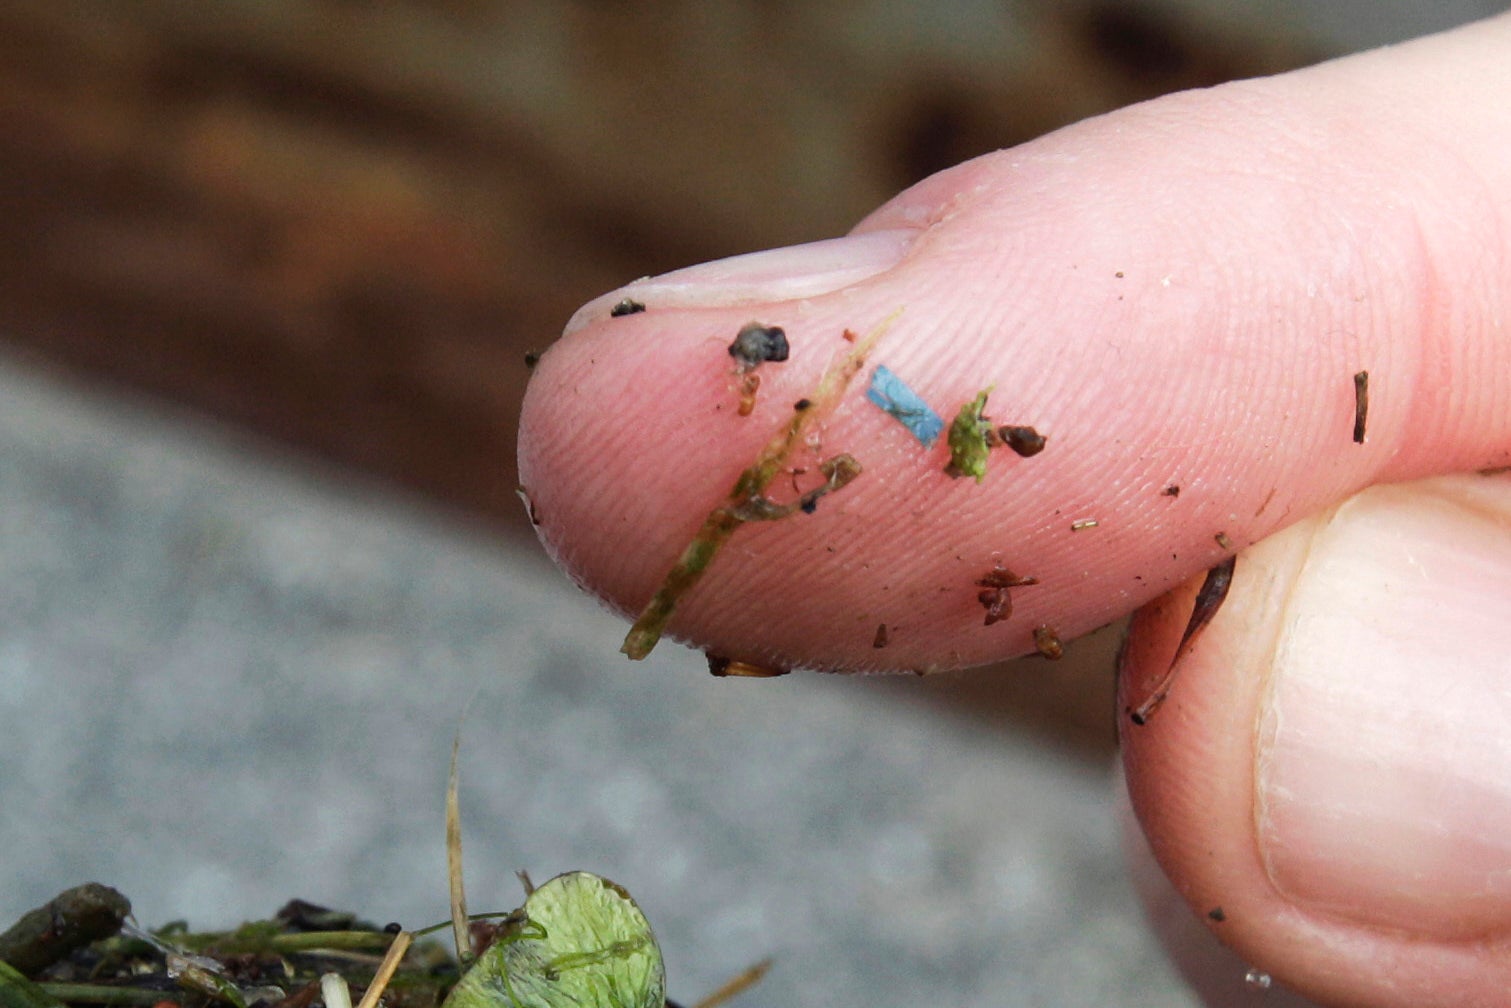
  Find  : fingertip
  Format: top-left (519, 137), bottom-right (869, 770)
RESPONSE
top-left (1120, 474), bottom-right (1511, 1006)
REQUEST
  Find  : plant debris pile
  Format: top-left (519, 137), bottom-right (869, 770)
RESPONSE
top-left (0, 884), bottom-right (451, 1008)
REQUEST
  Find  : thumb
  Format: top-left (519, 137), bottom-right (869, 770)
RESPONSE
top-left (1119, 473), bottom-right (1511, 1007)
top-left (517, 14), bottom-right (1511, 674)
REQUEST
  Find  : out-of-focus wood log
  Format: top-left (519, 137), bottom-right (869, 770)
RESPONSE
top-left (0, 0), bottom-right (1315, 532)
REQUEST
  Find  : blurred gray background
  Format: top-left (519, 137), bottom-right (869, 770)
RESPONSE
top-left (1, 3), bottom-right (1504, 1006)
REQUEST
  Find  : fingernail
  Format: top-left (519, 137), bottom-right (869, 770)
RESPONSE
top-left (563, 228), bottom-right (917, 334)
top-left (1256, 478), bottom-right (1511, 939)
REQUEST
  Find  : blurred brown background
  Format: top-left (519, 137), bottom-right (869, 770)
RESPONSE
top-left (0, 0), bottom-right (1320, 754)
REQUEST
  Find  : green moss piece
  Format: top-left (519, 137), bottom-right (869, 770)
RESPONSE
top-left (945, 388), bottom-right (995, 483)
top-left (441, 873), bottom-right (663, 1008)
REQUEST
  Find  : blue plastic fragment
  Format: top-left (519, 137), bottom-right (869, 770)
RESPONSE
top-left (866, 365), bottom-right (944, 448)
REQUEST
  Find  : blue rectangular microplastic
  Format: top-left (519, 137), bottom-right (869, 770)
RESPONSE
top-left (866, 365), bottom-right (944, 448)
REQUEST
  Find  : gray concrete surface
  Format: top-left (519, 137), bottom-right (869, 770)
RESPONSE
top-left (0, 354), bottom-right (1194, 1005)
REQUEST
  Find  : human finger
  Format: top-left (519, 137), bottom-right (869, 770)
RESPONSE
top-left (1120, 473), bottom-right (1511, 1007)
top-left (518, 14), bottom-right (1511, 673)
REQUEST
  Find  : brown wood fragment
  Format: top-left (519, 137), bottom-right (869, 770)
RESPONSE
top-left (1352, 370), bottom-right (1369, 444)
top-left (975, 565), bottom-right (1038, 627)
top-left (1128, 555), bottom-right (1236, 724)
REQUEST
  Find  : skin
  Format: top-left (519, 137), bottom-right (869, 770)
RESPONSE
top-left (519, 14), bottom-right (1511, 1008)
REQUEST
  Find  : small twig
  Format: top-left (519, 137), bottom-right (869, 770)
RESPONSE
top-left (690, 958), bottom-right (772, 1008)
top-left (1352, 369), bottom-right (1369, 444)
top-left (446, 732), bottom-right (469, 965)
top-left (352, 932), bottom-right (411, 1008)
top-left (1129, 556), bottom-right (1237, 724)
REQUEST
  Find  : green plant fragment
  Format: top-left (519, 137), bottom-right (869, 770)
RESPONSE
top-left (945, 388), bottom-right (995, 483)
top-left (621, 312), bottom-right (899, 660)
top-left (0, 961), bottom-right (68, 1008)
top-left (441, 873), bottom-right (663, 1008)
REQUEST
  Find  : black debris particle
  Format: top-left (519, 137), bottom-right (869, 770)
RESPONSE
top-left (610, 298), bottom-right (646, 317)
top-left (729, 322), bottom-right (790, 369)
top-left (524, 350), bottom-right (541, 369)
top-left (1162, 484), bottom-right (1180, 498)
top-left (1352, 369), bottom-right (1369, 444)
top-left (1000, 425), bottom-right (1047, 457)
top-left (730, 323), bottom-right (791, 416)
top-left (794, 398), bottom-right (813, 411)
top-left (1208, 907), bottom-right (1226, 923)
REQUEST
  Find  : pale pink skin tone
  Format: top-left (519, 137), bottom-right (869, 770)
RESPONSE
top-left (520, 14), bottom-right (1511, 1008)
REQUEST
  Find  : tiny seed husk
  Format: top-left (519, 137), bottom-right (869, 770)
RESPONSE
top-left (707, 654), bottom-right (790, 677)
top-left (1000, 425), bottom-right (1046, 457)
top-left (1032, 625), bottom-right (1063, 660)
